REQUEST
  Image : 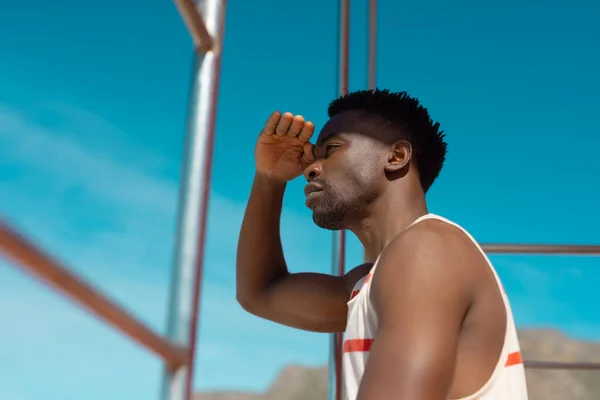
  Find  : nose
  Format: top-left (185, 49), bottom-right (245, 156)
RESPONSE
top-left (303, 161), bottom-right (322, 182)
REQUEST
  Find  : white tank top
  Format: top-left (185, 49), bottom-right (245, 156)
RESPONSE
top-left (342, 214), bottom-right (528, 400)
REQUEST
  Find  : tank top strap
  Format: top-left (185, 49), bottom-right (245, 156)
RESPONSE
top-left (408, 212), bottom-right (437, 227)
top-left (367, 213), bottom-right (436, 277)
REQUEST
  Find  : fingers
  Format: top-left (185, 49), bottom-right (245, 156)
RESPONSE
top-left (275, 112), bottom-right (294, 136)
top-left (287, 115), bottom-right (305, 137)
top-left (262, 111), bottom-right (281, 135)
top-left (301, 142), bottom-right (315, 167)
top-left (298, 120), bottom-right (314, 143)
top-left (264, 111), bottom-right (315, 143)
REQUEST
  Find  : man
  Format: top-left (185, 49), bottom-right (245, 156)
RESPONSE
top-left (236, 89), bottom-right (528, 400)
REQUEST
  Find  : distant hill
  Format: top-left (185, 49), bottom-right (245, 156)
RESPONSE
top-left (194, 329), bottom-right (600, 400)
top-left (518, 330), bottom-right (600, 399)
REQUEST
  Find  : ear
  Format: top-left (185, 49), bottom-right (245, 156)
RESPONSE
top-left (384, 140), bottom-right (412, 173)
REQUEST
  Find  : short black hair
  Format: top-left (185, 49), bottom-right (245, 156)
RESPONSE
top-left (328, 89), bottom-right (447, 192)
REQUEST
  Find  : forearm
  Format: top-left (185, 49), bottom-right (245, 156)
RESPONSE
top-left (236, 173), bottom-right (289, 308)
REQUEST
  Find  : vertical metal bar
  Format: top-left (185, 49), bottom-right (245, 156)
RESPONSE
top-left (161, 1), bottom-right (227, 400)
top-left (329, 2), bottom-right (350, 400)
top-left (367, 0), bottom-right (377, 91)
top-left (329, 230), bottom-right (347, 400)
top-left (364, 0), bottom-right (377, 265)
top-left (338, 0), bottom-right (350, 96)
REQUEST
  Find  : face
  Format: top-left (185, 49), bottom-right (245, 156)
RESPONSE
top-left (304, 111), bottom-right (388, 230)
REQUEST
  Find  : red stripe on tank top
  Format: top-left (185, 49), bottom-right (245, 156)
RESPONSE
top-left (505, 351), bottom-right (522, 367)
top-left (344, 338), bottom-right (523, 369)
top-left (343, 339), bottom-right (374, 353)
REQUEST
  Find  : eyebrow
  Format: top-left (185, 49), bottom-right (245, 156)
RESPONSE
top-left (313, 132), bottom-right (342, 159)
top-left (316, 131), bottom-right (341, 146)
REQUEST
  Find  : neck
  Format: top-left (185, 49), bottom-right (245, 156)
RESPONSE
top-left (349, 188), bottom-right (428, 262)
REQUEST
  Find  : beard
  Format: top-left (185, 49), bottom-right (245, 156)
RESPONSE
top-left (312, 194), bottom-right (347, 230)
top-left (310, 177), bottom-right (379, 231)
top-left (310, 181), bottom-right (349, 230)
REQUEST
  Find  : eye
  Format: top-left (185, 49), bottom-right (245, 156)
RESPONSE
top-left (325, 144), bottom-right (339, 157)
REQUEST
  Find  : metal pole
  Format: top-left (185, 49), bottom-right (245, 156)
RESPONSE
top-left (367, 0), bottom-right (377, 91)
top-left (329, 230), bottom-right (346, 400)
top-left (363, 0), bottom-right (377, 265)
top-left (174, 0), bottom-right (215, 52)
top-left (0, 220), bottom-right (187, 370)
top-left (338, 0), bottom-right (350, 96)
top-left (329, 2), bottom-right (349, 400)
top-left (162, 1), bottom-right (226, 400)
top-left (482, 243), bottom-right (600, 255)
top-left (525, 360), bottom-right (600, 370)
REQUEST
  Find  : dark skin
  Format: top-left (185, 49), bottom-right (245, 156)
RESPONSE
top-left (236, 110), bottom-right (507, 399)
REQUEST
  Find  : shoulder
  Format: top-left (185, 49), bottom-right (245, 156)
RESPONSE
top-left (378, 218), bottom-right (483, 280)
top-left (379, 218), bottom-right (478, 273)
top-left (371, 219), bottom-right (482, 316)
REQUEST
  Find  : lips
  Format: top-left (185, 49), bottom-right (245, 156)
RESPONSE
top-left (304, 182), bottom-right (324, 207)
top-left (304, 182), bottom-right (323, 197)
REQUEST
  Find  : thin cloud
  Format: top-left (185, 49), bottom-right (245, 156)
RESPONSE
top-left (0, 103), bottom-right (177, 215)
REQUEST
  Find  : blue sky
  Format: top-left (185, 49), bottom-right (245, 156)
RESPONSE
top-left (0, 0), bottom-right (599, 399)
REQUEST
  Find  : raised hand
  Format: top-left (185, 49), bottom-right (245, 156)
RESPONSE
top-left (255, 111), bottom-right (315, 182)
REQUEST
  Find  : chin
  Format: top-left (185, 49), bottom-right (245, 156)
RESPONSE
top-left (312, 207), bottom-right (346, 231)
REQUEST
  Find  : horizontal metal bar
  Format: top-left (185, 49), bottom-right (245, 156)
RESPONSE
top-left (482, 244), bottom-right (600, 255)
top-left (525, 360), bottom-right (600, 370)
top-left (0, 219), bottom-right (188, 370)
top-left (174, 0), bottom-right (214, 52)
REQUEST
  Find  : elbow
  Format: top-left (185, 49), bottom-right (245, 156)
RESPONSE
top-left (236, 291), bottom-right (254, 313)
top-left (236, 266), bottom-right (287, 316)
top-left (236, 267), bottom-right (259, 314)
top-left (236, 288), bottom-right (264, 316)
top-left (235, 275), bottom-right (261, 315)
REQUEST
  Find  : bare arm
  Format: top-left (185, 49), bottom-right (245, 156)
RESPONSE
top-left (236, 173), bottom-right (370, 332)
top-left (237, 110), bottom-right (371, 333)
top-left (357, 224), bottom-right (473, 399)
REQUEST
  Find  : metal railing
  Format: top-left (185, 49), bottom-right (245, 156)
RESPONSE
top-left (0, 221), bottom-right (187, 370)
top-left (0, 1), bottom-right (225, 400)
top-left (481, 244), bottom-right (600, 255)
top-left (161, 0), bottom-right (225, 399)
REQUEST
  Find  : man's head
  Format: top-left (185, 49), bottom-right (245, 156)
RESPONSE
top-left (304, 89), bottom-right (447, 230)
